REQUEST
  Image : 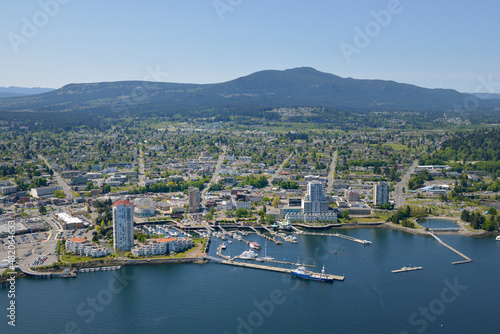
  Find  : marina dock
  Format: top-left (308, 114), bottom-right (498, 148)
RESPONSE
top-left (205, 252), bottom-right (342, 280)
top-left (428, 232), bottom-right (472, 264)
top-left (392, 266), bottom-right (423, 273)
top-left (219, 260), bottom-right (344, 281)
top-left (249, 226), bottom-right (283, 245)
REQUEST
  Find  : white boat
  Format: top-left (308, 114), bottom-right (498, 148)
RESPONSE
top-left (221, 242), bottom-right (227, 249)
top-left (255, 257), bottom-right (264, 262)
top-left (496, 236), bottom-right (500, 241)
top-left (239, 250), bottom-right (258, 260)
top-left (249, 242), bottom-right (261, 250)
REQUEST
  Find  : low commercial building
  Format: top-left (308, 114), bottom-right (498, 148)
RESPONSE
top-left (70, 176), bottom-right (88, 185)
top-left (0, 186), bottom-right (17, 195)
top-left (134, 198), bottom-right (156, 217)
top-left (233, 200), bottom-right (251, 210)
top-left (69, 205), bottom-right (87, 216)
top-left (285, 212), bottom-right (338, 223)
top-left (346, 202), bottom-right (372, 216)
top-left (55, 212), bottom-right (85, 229)
top-left (30, 186), bottom-right (61, 199)
top-left (279, 206), bottom-right (302, 218)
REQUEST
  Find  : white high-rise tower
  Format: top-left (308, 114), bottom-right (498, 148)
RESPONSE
top-left (113, 199), bottom-right (134, 251)
top-left (302, 181), bottom-right (329, 213)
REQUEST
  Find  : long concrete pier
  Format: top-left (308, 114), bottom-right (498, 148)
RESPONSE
top-left (298, 231), bottom-right (372, 245)
top-left (218, 260), bottom-right (345, 281)
top-left (428, 232), bottom-right (472, 264)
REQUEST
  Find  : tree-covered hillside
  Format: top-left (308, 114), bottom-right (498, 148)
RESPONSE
top-left (432, 129), bottom-right (500, 171)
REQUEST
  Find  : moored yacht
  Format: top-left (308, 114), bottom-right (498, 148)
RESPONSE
top-left (238, 250), bottom-right (258, 260)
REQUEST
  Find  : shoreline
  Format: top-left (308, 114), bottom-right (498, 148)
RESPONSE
top-left (8, 220), bottom-right (495, 283)
top-left (294, 217), bottom-right (492, 238)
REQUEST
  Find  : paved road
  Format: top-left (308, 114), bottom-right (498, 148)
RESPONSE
top-left (138, 146), bottom-right (145, 187)
top-left (269, 151), bottom-right (294, 184)
top-left (326, 150), bottom-right (338, 194)
top-left (394, 159), bottom-right (418, 208)
top-left (38, 154), bottom-right (74, 202)
top-left (201, 145), bottom-right (227, 199)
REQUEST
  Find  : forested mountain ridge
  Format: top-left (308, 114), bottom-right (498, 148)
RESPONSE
top-left (1, 67), bottom-right (499, 116)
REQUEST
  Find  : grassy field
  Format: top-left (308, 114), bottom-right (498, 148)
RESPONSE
top-left (61, 254), bottom-right (95, 263)
top-left (351, 213), bottom-right (390, 223)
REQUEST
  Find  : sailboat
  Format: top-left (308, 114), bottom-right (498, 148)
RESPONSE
top-left (261, 240), bottom-right (274, 261)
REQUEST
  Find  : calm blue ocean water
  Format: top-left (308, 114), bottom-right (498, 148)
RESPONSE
top-left (2, 228), bottom-right (499, 334)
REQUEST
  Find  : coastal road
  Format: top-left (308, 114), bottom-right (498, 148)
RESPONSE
top-left (326, 150), bottom-right (338, 194)
top-left (394, 159), bottom-right (418, 208)
top-left (38, 154), bottom-right (74, 202)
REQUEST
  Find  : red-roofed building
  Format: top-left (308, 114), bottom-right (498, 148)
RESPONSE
top-left (157, 237), bottom-right (176, 243)
top-left (113, 199), bottom-right (133, 207)
top-left (70, 237), bottom-right (87, 243)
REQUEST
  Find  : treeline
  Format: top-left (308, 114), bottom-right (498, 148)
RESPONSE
top-left (389, 205), bottom-right (431, 228)
top-left (275, 180), bottom-right (298, 189)
top-left (432, 129), bottom-right (500, 172)
top-left (0, 165), bottom-right (16, 176)
top-left (347, 159), bottom-right (387, 167)
top-left (129, 177), bottom-right (208, 195)
top-left (408, 170), bottom-right (433, 190)
top-left (237, 175), bottom-right (268, 189)
top-left (461, 208), bottom-right (499, 231)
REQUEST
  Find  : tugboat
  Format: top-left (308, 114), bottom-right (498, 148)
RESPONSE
top-left (291, 265), bottom-right (334, 282)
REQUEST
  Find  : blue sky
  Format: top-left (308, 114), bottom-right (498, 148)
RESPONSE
top-left (1, 0), bottom-right (499, 93)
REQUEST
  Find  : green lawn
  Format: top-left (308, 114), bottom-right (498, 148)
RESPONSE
top-left (61, 254), bottom-right (94, 263)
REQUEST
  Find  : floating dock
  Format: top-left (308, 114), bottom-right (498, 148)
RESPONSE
top-left (392, 266), bottom-right (423, 273)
